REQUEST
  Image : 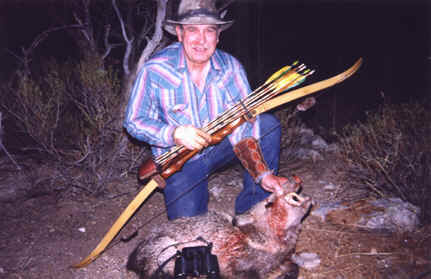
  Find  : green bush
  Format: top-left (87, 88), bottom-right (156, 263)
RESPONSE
top-left (1, 57), bottom-right (148, 195)
top-left (336, 99), bottom-right (431, 224)
top-left (2, 61), bottom-right (67, 158)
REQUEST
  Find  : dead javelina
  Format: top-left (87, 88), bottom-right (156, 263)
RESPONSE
top-left (127, 180), bottom-right (312, 279)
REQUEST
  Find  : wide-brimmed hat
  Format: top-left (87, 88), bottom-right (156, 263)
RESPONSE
top-left (164, 0), bottom-right (234, 35)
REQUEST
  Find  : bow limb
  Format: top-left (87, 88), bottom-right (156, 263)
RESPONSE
top-left (252, 58), bottom-right (363, 116)
top-left (71, 176), bottom-right (164, 268)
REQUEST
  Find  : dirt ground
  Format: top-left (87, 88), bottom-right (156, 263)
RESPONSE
top-left (1, 152), bottom-right (431, 279)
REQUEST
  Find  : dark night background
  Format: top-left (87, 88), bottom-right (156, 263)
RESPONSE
top-left (222, 0), bottom-right (430, 132)
top-left (1, 0), bottom-right (430, 133)
top-left (0, 3), bottom-right (430, 276)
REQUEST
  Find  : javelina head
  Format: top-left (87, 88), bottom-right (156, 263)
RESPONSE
top-left (233, 180), bottom-right (312, 243)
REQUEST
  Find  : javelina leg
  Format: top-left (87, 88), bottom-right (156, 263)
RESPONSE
top-left (266, 259), bottom-right (299, 279)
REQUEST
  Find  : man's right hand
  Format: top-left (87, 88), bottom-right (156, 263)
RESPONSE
top-left (173, 125), bottom-right (212, 150)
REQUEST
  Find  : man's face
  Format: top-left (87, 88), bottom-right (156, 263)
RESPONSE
top-left (176, 24), bottom-right (220, 67)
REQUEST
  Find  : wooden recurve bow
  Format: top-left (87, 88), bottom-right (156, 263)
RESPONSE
top-left (71, 57), bottom-right (362, 268)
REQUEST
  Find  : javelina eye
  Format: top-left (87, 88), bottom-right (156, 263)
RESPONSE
top-left (285, 193), bottom-right (303, 206)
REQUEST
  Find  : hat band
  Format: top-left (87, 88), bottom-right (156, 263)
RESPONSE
top-left (177, 8), bottom-right (221, 21)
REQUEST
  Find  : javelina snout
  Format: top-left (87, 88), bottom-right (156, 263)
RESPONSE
top-left (127, 181), bottom-right (312, 279)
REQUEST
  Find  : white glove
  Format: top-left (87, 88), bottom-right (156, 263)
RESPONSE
top-left (173, 125), bottom-right (212, 150)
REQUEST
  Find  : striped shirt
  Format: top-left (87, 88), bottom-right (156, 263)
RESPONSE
top-left (123, 42), bottom-right (261, 159)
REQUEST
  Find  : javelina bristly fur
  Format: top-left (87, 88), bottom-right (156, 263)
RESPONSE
top-left (127, 181), bottom-right (312, 279)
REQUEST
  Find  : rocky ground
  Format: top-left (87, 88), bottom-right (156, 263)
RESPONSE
top-left (1, 139), bottom-right (431, 278)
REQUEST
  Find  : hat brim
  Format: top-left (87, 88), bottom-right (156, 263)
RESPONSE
top-left (164, 16), bottom-right (234, 36)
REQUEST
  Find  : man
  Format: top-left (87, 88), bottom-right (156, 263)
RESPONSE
top-left (124, 0), bottom-right (291, 220)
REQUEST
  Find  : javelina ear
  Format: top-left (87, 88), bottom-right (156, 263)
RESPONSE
top-left (232, 214), bottom-right (255, 227)
top-left (282, 176), bottom-right (302, 193)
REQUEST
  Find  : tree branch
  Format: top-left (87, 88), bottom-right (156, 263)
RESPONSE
top-left (218, 0), bottom-right (236, 14)
top-left (136, 0), bottom-right (167, 73)
top-left (102, 24), bottom-right (113, 59)
top-left (112, 0), bottom-right (135, 75)
top-left (6, 24), bottom-right (86, 76)
top-left (0, 112), bottom-right (22, 170)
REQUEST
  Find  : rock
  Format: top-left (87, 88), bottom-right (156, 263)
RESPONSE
top-left (311, 136), bottom-right (329, 150)
top-left (312, 198), bottom-right (421, 233)
top-left (365, 198), bottom-right (420, 233)
top-left (295, 148), bottom-right (324, 162)
top-left (298, 128), bottom-right (315, 145)
top-left (311, 201), bottom-right (347, 222)
top-left (291, 252), bottom-right (321, 270)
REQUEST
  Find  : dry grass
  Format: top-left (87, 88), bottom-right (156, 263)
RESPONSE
top-left (335, 100), bottom-right (431, 224)
top-left (297, 217), bottom-right (431, 279)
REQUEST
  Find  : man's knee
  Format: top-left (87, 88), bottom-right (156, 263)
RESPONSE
top-left (164, 184), bottom-right (209, 220)
top-left (258, 113), bottom-right (281, 147)
top-left (260, 113), bottom-right (280, 126)
top-left (259, 113), bottom-right (281, 140)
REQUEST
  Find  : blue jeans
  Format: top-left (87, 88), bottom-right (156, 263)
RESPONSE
top-left (163, 113), bottom-right (281, 220)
